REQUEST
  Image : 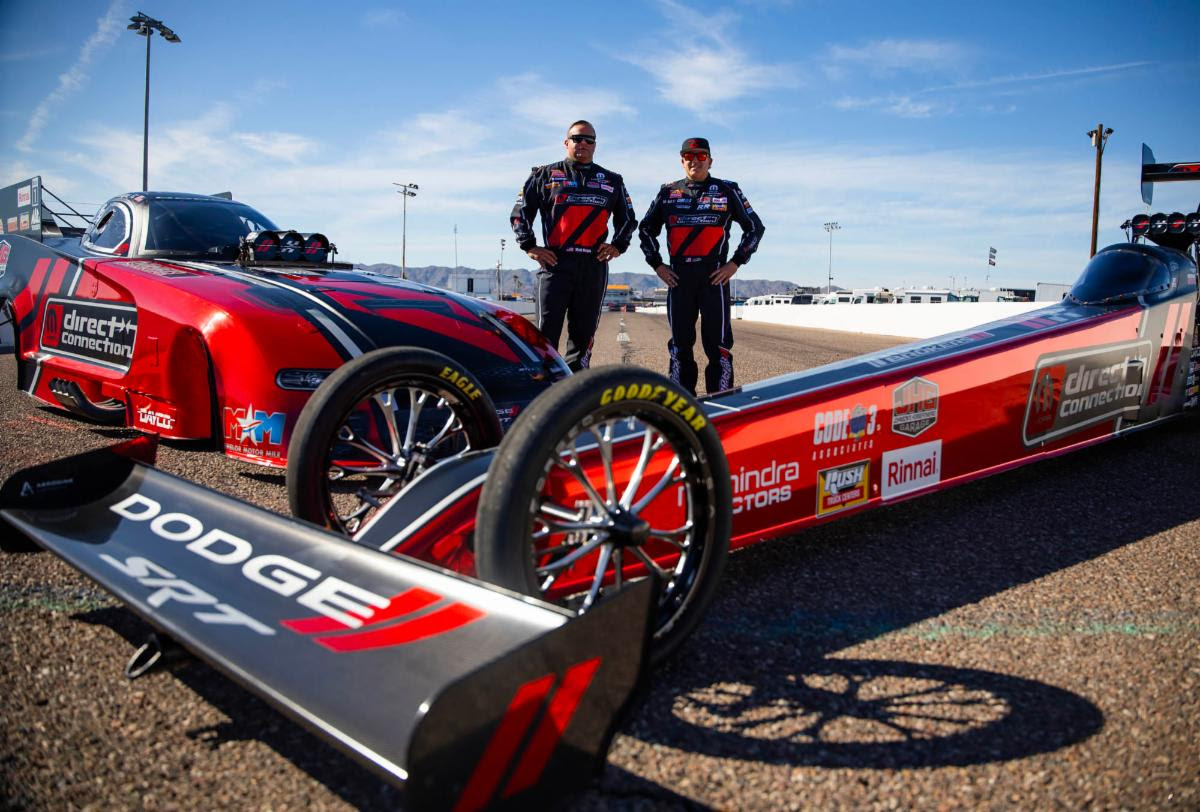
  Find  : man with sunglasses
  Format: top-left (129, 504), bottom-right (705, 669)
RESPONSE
top-left (639, 137), bottom-right (765, 395)
top-left (511, 120), bottom-right (637, 371)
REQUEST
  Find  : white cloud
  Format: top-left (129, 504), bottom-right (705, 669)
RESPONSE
top-left (233, 132), bottom-right (320, 162)
top-left (825, 38), bottom-right (969, 75)
top-left (495, 74), bottom-right (635, 131)
top-left (16, 0), bottom-right (129, 152)
top-left (833, 94), bottom-right (944, 118)
top-left (623, 0), bottom-right (797, 115)
top-left (362, 9), bottom-right (407, 26)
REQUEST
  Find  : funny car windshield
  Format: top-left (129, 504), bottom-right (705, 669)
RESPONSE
top-left (143, 198), bottom-right (279, 257)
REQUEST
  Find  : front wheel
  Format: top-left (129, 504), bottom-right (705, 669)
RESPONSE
top-left (287, 347), bottom-right (502, 534)
top-left (475, 366), bottom-right (730, 665)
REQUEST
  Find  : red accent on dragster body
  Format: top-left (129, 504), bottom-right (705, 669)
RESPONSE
top-left (388, 288), bottom-right (1196, 585)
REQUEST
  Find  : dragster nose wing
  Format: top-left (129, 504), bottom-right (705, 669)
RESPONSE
top-left (0, 440), bottom-right (652, 810)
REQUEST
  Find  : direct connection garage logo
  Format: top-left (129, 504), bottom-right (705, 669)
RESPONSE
top-left (1022, 339), bottom-right (1152, 446)
top-left (816, 459), bottom-right (870, 516)
top-left (892, 377), bottom-right (938, 437)
top-left (39, 297), bottom-right (137, 371)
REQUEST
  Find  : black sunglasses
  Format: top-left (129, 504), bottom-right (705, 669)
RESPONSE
top-left (568, 134), bottom-right (597, 144)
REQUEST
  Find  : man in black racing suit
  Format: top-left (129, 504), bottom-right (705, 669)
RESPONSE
top-left (511, 120), bottom-right (637, 371)
top-left (639, 137), bottom-right (764, 395)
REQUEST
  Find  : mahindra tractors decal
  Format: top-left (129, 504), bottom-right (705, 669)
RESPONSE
top-left (1022, 339), bottom-right (1154, 446)
top-left (39, 297), bottom-right (137, 371)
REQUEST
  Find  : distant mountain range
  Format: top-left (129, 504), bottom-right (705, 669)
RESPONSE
top-left (353, 263), bottom-right (819, 298)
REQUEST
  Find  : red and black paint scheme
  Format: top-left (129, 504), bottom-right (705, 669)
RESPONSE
top-left (0, 181), bottom-right (568, 467)
top-left (0, 439), bottom-right (652, 810)
top-left (2, 150), bottom-right (1198, 801)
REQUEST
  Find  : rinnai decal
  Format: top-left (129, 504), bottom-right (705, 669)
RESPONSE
top-left (0, 239), bottom-right (9, 277)
top-left (816, 459), bottom-right (870, 516)
top-left (135, 404), bottom-right (176, 431)
top-left (729, 459), bottom-right (801, 515)
top-left (892, 377), bottom-right (939, 437)
top-left (224, 404), bottom-right (286, 459)
top-left (812, 403), bottom-right (878, 460)
top-left (281, 587), bottom-right (484, 652)
top-left (882, 440), bottom-right (942, 500)
top-left (39, 297), bottom-right (137, 371)
top-left (1022, 339), bottom-right (1153, 446)
top-left (104, 494), bottom-right (486, 642)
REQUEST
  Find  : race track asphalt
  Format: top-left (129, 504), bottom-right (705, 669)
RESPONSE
top-left (1, 312), bottom-right (1197, 810)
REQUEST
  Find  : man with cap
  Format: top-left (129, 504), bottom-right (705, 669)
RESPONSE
top-left (511, 120), bottom-right (637, 371)
top-left (639, 137), bottom-right (765, 395)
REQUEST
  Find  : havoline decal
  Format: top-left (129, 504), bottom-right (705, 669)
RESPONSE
top-left (40, 297), bottom-right (137, 371)
top-left (1022, 339), bottom-right (1153, 446)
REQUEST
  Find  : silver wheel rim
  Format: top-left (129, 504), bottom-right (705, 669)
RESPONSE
top-left (324, 382), bottom-right (472, 533)
top-left (528, 413), bottom-right (707, 634)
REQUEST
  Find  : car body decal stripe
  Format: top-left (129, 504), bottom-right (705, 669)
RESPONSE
top-left (313, 602), bottom-right (485, 652)
top-left (281, 587), bottom-right (441, 634)
top-left (454, 673), bottom-right (556, 812)
top-left (502, 657), bottom-right (601, 797)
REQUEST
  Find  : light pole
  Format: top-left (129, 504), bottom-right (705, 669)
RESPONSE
top-left (497, 238), bottom-right (506, 300)
top-left (127, 12), bottom-right (180, 192)
top-left (453, 224), bottom-right (458, 269)
top-left (823, 221), bottom-right (840, 293)
top-left (1087, 124), bottom-right (1113, 257)
top-left (393, 182), bottom-right (418, 279)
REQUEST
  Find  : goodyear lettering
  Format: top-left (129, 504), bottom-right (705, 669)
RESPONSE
top-left (600, 383), bottom-right (707, 430)
top-left (440, 366), bottom-right (483, 400)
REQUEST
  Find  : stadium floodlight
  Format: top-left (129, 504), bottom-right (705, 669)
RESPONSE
top-left (128, 12), bottom-right (181, 192)
top-left (823, 222), bottom-right (840, 293)
top-left (1086, 124), bottom-right (1114, 257)
top-left (394, 182), bottom-right (419, 279)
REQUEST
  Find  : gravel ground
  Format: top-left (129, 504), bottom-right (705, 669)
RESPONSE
top-left (1, 312), bottom-right (1197, 810)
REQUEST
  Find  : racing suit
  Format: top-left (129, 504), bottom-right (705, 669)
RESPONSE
top-left (511, 159), bottom-right (637, 371)
top-left (639, 177), bottom-right (764, 394)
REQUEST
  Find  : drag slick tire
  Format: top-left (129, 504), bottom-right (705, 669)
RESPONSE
top-left (287, 347), bottom-right (502, 534)
top-left (475, 366), bottom-right (731, 665)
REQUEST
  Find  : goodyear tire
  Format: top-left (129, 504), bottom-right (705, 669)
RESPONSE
top-left (475, 366), bottom-right (731, 665)
top-left (287, 347), bottom-right (502, 534)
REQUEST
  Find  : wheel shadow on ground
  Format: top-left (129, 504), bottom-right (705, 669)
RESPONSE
top-left (625, 417), bottom-right (1200, 771)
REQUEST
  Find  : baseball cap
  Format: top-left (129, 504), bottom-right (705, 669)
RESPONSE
top-left (680, 137), bottom-right (710, 154)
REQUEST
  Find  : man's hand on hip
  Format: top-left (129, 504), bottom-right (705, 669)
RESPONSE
top-left (710, 261), bottom-right (739, 285)
top-left (595, 243), bottom-right (621, 263)
top-left (655, 263), bottom-right (678, 288)
top-left (526, 246), bottom-right (557, 267)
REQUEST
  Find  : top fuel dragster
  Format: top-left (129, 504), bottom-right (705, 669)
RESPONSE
top-left (2, 145), bottom-right (1197, 807)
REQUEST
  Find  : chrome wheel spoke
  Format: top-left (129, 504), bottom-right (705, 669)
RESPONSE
top-left (632, 456), bottom-right (683, 513)
top-left (552, 449), bottom-right (608, 511)
top-left (534, 532), bottom-right (608, 574)
top-left (631, 546), bottom-right (673, 579)
top-left (372, 389), bottom-right (404, 458)
top-left (620, 427), bottom-right (664, 508)
top-left (580, 543), bottom-right (613, 611)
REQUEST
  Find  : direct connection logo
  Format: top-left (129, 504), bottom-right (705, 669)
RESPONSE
top-left (892, 377), bottom-right (938, 437)
top-left (1022, 340), bottom-right (1152, 446)
top-left (39, 297), bottom-right (137, 371)
top-left (0, 239), bottom-right (10, 277)
top-left (816, 459), bottom-right (870, 516)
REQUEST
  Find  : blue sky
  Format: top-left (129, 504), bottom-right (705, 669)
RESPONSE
top-left (2, 0), bottom-right (1198, 290)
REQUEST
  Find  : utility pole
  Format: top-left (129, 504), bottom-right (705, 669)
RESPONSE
top-left (453, 224), bottom-right (458, 269)
top-left (497, 238), bottom-right (506, 300)
top-left (127, 12), bottom-right (180, 192)
top-left (393, 182), bottom-right (418, 279)
top-left (1087, 124), bottom-right (1113, 257)
top-left (823, 221), bottom-right (840, 293)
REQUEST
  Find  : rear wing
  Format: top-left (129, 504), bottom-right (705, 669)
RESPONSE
top-left (0, 176), bottom-right (92, 241)
top-left (1141, 144), bottom-right (1200, 206)
top-left (0, 440), bottom-right (652, 809)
